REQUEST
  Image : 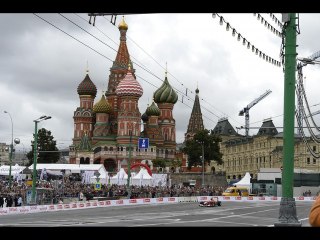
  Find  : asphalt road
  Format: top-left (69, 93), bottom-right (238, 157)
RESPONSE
top-left (0, 201), bottom-right (313, 227)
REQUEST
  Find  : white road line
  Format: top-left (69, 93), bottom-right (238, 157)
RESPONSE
top-left (133, 208), bottom-right (279, 227)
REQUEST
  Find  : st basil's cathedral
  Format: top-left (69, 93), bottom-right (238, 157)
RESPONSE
top-left (68, 17), bottom-right (178, 172)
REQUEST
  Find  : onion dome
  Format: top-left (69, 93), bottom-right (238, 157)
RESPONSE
top-left (146, 101), bottom-right (160, 116)
top-left (118, 16), bottom-right (128, 30)
top-left (153, 71), bottom-right (178, 104)
top-left (93, 94), bottom-right (111, 113)
top-left (77, 72), bottom-right (97, 97)
top-left (115, 64), bottom-right (143, 97)
top-left (141, 111), bottom-right (149, 122)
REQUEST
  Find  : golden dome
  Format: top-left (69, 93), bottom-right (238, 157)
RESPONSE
top-left (118, 16), bottom-right (128, 30)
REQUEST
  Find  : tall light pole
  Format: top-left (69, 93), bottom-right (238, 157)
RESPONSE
top-left (274, 13), bottom-right (301, 227)
top-left (201, 142), bottom-right (205, 187)
top-left (4, 111), bottom-right (14, 189)
top-left (196, 139), bottom-right (205, 187)
top-left (31, 115), bottom-right (52, 204)
top-left (126, 130), bottom-right (132, 199)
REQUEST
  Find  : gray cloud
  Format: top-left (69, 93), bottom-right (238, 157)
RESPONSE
top-left (1, 13), bottom-right (319, 153)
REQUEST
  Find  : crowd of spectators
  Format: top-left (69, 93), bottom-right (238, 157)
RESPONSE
top-left (0, 175), bottom-right (227, 207)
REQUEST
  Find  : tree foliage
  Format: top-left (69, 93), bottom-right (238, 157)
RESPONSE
top-left (182, 129), bottom-right (223, 169)
top-left (27, 128), bottom-right (60, 165)
top-left (152, 158), bottom-right (166, 168)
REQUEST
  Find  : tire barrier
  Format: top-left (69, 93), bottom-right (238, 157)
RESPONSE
top-left (0, 196), bottom-right (316, 216)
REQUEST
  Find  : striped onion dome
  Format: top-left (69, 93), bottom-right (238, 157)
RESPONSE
top-left (93, 94), bottom-right (112, 113)
top-left (115, 65), bottom-right (143, 97)
top-left (146, 101), bottom-right (160, 116)
top-left (77, 72), bottom-right (97, 97)
top-left (153, 73), bottom-right (178, 104)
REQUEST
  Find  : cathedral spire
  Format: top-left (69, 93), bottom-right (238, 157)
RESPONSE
top-left (114, 16), bottom-right (131, 69)
top-left (185, 87), bottom-right (204, 141)
top-left (86, 60), bottom-right (89, 74)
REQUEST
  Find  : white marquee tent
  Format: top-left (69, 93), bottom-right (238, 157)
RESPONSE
top-left (110, 168), bottom-right (128, 185)
top-left (0, 164), bottom-right (26, 176)
top-left (132, 168), bottom-right (153, 186)
top-left (233, 172), bottom-right (251, 190)
top-left (28, 163), bottom-right (108, 184)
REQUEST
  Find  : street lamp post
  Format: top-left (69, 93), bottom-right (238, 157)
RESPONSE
top-left (196, 139), bottom-right (205, 187)
top-left (126, 130), bottom-right (132, 199)
top-left (201, 142), bottom-right (205, 187)
top-left (4, 111), bottom-right (14, 189)
top-left (31, 115), bottom-right (52, 204)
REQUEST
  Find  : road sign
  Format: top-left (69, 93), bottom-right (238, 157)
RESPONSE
top-left (94, 182), bottom-right (101, 191)
top-left (26, 190), bottom-right (33, 204)
top-left (138, 138), bottom-right (149, 149)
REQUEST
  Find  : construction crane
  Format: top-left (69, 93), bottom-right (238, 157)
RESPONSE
top-left (239, 89), bottom-right (272, 137)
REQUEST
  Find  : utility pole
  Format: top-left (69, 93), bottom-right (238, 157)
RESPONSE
top-left (126, 130), bottom-right (132, 199)
top-left (274, 13), bottom-right (301, 227)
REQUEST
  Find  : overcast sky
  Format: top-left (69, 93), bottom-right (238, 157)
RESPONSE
top-left (1, 13), bottom-right (320, 155)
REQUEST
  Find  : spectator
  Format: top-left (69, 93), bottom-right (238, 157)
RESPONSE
top-left (309, 195), bottom-right (320, 227)
top-left (17, 195), bottom-right (23, 206)
top-left (14, 195), bottom-right (18, 207)
top-left (0, 196), bottom-right (3, 208)
top-left (79, 191), bottom-right (84, 201)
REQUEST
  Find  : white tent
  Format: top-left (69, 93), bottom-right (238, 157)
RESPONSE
top-left (0, 164), bottom-right (26, 176)
top-left (132, 168), bottom-right (152, 186)
top-left (28, 163), bottom-right (108, 184)
top-left (110, 168), bottom-right (128, 185)
top-left (233, 172), bottom-right (251, 189)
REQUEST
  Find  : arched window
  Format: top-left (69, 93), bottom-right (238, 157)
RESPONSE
top-left (85, 157), bottom-right (90, 164)
top-left (80, 157), bottom-right (85, 164)
top-left (104, 146), bottom-right (108, 151)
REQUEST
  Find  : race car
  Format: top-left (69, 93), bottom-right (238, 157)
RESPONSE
top-left (199, 197), bottom-right (222, 207)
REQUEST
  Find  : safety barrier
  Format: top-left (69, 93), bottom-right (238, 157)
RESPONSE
top-left (0, 196), bottom-right (315, 216)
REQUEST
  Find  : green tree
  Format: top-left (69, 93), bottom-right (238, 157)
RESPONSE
top-left (27, 128), bottom-right (60, 165)
top-left (152, 159), bottom-right (166, 168)
top-left (182, 129), bottom-right (223, 169)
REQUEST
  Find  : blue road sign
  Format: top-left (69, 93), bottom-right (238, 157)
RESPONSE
top-left (138, 138), bottom-right (149, 149)
top-left (94, 182), bottom-right (101, 190)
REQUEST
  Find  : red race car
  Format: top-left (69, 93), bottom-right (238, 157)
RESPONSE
top-left (199, 197), bottom-right (222, 207)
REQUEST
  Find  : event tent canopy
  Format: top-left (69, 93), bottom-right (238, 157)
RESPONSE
top-left (110, 168), bottom-right (128, 185)
top-left (233, 172), bottom-right (251, 188)
top-left (28, 163), bottom-right (108, 179)
top-left (0, 164), bottom-right (26, 176)
top-left (132, 168), bottom-right (153, 186)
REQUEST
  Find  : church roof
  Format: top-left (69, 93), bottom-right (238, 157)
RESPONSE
top-left (186, 87), bottom-right (204, 135)
top-left (153, 71), bottom-right (178, 104)
top-left (113, 17), bottom-right (131, 70)
top-left (146, 101), bottom-right (160, 116)
top-left (118, 16), bottom-right (128, 30)
top-left (115, 65), bottom-right (143, 97)
top-left (93, 94), bottom-right (112, 113)
top-left (77, 72), bottom-right (97, 97)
